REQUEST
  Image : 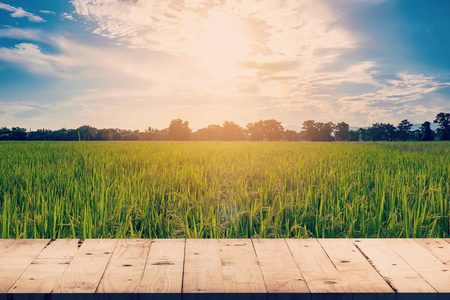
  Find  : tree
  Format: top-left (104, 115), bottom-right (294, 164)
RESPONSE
top-left (367, 123), bottom-right (395, 141)
top-left (193, 124), bottom-right (221, 141)
top-left (283, 129), bottom-right (299, 141)
top-left (262, 119), bottom-right (284, 141)
top-left (96, 128), bottom-right (118, 141)
top-left (349, 129), bottom-right (360, 141)
top-left (122, 133), bottom-right (141, 141)
top-left (246, 120), bottom-right (265, 141)
top-left (301, 120), bottom-right (319, 141)
top-left (77, 125), bottom-right (97, 141)
top-left (396, 119), bottom-right (413, 141)
top-left (145, 127), bottom-right (169, 141)
top-left (221, 121), bottom-right (245, 141)
top-left (433, 112), bottom-right (450, 140)
top-left (28, 129), bottom-right (51, 140)
top-left (301, 120), bottom-right (334, 141)
top-left (10, 127), bottom-right (27, 140)
top-left (334, 122), bottom-right (350, 141)
top-left (419, 121), bottom-right (435, 141)
top-left (168, 119), bottom-right (191, 141)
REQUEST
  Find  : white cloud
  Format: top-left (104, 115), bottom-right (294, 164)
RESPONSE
top-left (69, 0), bottom-right (361, 115)
top-left (0, 28), bottom-right (42, 41)
top-left (335, 73), bottom-right (450, 125)
top-left (0, 1), bottom-right (449, 130)
top-left (0, 2), bottom-right (45, 22)
top-left (61, 12), bottom-right (75, 21)
top-left (0, 42), bottom-right (80, 77)
top-left (40, 10), bottom-right (55, 15)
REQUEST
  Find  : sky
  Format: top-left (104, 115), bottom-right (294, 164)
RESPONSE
top-left (0, 0), bottom-right (450, 131)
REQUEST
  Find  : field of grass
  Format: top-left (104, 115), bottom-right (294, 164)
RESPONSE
top-left (0, 141), bottom-right (449, 239)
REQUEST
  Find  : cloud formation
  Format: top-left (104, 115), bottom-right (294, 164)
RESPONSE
top-left (0, 2), bottom-right (45, 22)
top-left (0, 0), bottom-right (448, 130)
top-left (40, 10), bottom-right (55, 15)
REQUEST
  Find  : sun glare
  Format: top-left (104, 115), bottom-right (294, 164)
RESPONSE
top-left (198, 11), bottom-right (249, 79)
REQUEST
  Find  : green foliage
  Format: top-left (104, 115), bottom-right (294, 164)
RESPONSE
top-left (434, 112), bottom-right (450, 140)
top-left (0, 141), bottom-right (449, 239)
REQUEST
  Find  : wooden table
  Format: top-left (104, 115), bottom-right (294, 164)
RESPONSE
top-left (1, 239), bottom-right (449, 299)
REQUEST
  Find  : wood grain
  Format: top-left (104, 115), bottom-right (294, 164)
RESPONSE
top-left (52, 239), bottom-right (117, 293)
top-left (252, 239), bottom-right (309, 293)
top-left (0, 239), bottom-right (50, 293)
top-left (97, 239), bottom-right (152, 293)
top-left (415, 238), bottom-right (450, 266)
top-left (218, 239), bottom-right (266, 293)
top-left (318, 239), bottom-right (393, 293)
top-left (8, 239), bottom-right (79, 293)
top-left (286, 239), bottom-right (352, 294)
top-left (183, 239), bottom-right (223, 293)
top-left (352, 239), bottom-right (436, 293)
top-left (139, 239), bottom-right (185, 293)
top-left (385, 238), bottom-right (450, 293)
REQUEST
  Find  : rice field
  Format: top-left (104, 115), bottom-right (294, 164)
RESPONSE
top-left (0, 141), bottom-right (449, 239)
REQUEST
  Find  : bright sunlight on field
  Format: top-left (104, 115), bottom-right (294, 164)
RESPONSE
top-left (0, 141), bottom-right (449, 239)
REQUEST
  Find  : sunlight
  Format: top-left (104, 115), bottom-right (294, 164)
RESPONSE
top-left (198, 11), bottom-right (249, 80)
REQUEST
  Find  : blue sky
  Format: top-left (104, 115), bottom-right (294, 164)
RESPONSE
top-left (0, 0), bottom-right (449, 131)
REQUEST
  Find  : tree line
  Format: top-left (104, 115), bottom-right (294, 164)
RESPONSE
top-left (1, 112), bottom-right (449, 142)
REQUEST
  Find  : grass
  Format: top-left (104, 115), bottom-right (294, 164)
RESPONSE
top-left (0, 141), bottom-right (449, 239)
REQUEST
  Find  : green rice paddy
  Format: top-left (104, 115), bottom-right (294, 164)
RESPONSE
top-left (0, 141), bottom-right (449, 238)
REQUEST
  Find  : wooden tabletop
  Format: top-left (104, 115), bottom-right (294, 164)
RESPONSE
top-left (1, 239), bottom-right (449, 299)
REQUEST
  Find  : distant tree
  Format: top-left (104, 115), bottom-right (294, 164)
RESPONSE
top-left (28, 129), bottom-right (51, 140)
top-left (145, 128), bottom-right (169, 141)
top-left (96, 128), bottom-right (118, 141)
top-left (221, 121), bottom-right (245, 141)
top-left (0, 127), bottom-right (11, 140)
top-left (283, 129), bottom-right (299, 141)
top-left (368, 123), bottom-right (396, 141)
top-left (334, 122), bottom-right (350, 141)
top-left (358, 128), bottom-right (369, 141)
top-left (77, 125), bottom-right (98, 141)
top-left (411, 129), bottom-right (421, 141)
top-left (301, 120), bottom-right (319, 141)
top-left (301, 120), bottom-right (334, 141)
top-left (0, 127), bottom-right (10, 135)
top-left (168, 119), bottom-right (191, 141)
top-left (349, 129), bottom-right (360, 141)
top-left (246, 120), bottom-right (265, 141)
top-left (433, 112), bottom-right (450, 140)
top-left (317, 122), bottom-right (335, 141)
top-left (262, 119), bottom-right (284, 141)
top-left (419, 121), bottom-right (435, 141)
top-left (193, 124), bottom-right (221, 141)
top-left (10, 127), bottom-right (27, 140)
top-left (122, 133), bottom-right (141, 141)
top-left (396, 119), bottom-right (413, 141)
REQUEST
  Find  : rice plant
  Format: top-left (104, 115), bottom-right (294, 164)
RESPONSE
top-left (0, 141), bottom-right (448, 238)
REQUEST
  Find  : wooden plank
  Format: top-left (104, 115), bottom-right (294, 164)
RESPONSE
top-left (286, 239), bottom-right (352, 295)
top-left (183, 239), bottom-right (223, 293)
top-left (97, 239), bottom-right (152, 293)
top-left (352, 239), bottom-right (436, 293)
top-left (252, 239), bottom-right (309, 294)
top-left (416, 239), bottom-right (450, 266)
top-left (8, 239), bottom-right (79, 293)
top-left (385, 239), bottom-right (450, 293)
top-left (318, 239), bottom-right (394, 294)
top-left (139, 239), bottom-right (185, 293)
top-left (0, 239), bottom-right (50, 293)
top-left (52, 239), bottom-right (117, 293)
top-left (218, 239), bottom-right (266, 293)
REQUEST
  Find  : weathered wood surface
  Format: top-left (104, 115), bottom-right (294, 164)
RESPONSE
top-left (0, 238), bottom-right (449, 299)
